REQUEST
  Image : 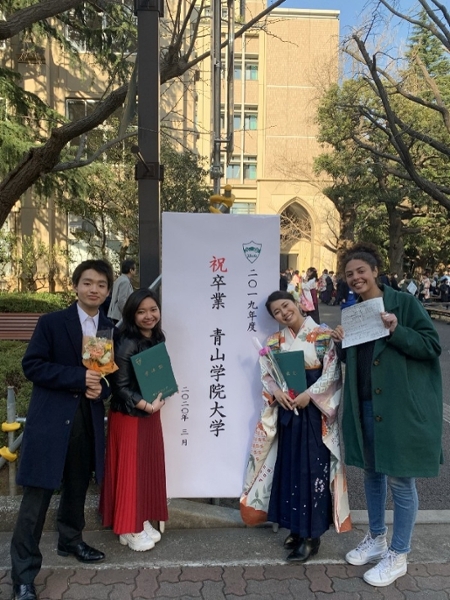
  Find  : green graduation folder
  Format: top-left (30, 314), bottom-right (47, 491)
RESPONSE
top-left (274, 350), bottom-right (307, 394)
top-left (131, 342), bottom-right (178, 402)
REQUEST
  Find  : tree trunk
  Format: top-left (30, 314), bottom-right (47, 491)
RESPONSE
top-left (385, 203), bottom-right (404, 275)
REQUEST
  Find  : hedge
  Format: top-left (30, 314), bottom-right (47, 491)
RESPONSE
top-left (0, 292), bottom-right (75, 313)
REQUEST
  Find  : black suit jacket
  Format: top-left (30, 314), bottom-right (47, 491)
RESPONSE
top-left (18, 302), bottom-right (113, 489)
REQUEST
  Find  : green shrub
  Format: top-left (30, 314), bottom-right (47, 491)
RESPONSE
top-left (0, 341), bottom-right (32, 446)
top-left (0, 292), bottom-right (75, 313)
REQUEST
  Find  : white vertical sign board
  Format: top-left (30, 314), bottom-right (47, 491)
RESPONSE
top-left (161, 213), bottom-right (280, 497)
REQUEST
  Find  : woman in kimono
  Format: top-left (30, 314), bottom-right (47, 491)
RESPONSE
top-left (301, 267), bottom-right (320, 323)
top-left (240, 290), bottom-right (351, 562)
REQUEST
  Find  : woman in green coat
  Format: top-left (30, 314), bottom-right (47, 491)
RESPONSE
top-left (332, 242), bottom-right (442, 588)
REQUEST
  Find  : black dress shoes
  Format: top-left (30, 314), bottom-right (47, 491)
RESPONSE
top-left (286, 537), bottom-right (321, 563)
top-left (283, 532), bottom-right (304, 550)
top-left (57, 541), bottom-right (105, 563)
top-left (12, 583), bottom-right (38, 600)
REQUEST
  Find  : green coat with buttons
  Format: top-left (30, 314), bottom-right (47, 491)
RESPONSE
top-left (341, 284), bottom-right (443, 478)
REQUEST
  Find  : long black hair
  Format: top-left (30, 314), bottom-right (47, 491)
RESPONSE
top-left (307, 267), bottom-right (318, 281)
top-left (265, 290), bottom-right (297, 318)
top-left (119, 288), bottom-right (165, 344)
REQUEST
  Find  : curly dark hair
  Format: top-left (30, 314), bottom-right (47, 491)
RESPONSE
top-left (339, 242), bottom-right (383, 274)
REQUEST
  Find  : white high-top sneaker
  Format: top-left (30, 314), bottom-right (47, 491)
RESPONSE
top-left (363, 549), bottom-right (408, 587)
top-left (345, 530), bottom-right (388, 566)
top-left (144, 520), bottom-right (162, 543)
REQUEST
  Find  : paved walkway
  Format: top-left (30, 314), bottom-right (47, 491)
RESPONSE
top-left (2, 562), bottom-right (450, 599)
top-left (0, 522), bottom-right (449, 599)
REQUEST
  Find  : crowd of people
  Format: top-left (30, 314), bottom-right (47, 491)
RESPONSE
top-left (280, 265), bottom-right (450, 310)
top-left (9, 248), bottom-right (444, 599)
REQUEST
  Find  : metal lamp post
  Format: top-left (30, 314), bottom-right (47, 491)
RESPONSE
top-left (134, 0), bottom-right (164, 288)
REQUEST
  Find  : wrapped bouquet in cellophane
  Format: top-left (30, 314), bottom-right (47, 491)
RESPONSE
top-left (82, 329), bottom-right (119, 383)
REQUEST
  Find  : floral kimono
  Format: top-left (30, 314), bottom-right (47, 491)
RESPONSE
top-left (240, 317), bottom-right (351, 534)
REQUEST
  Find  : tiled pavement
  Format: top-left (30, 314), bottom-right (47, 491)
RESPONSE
top-left (0, 521), bottom-right (449, 599)
top-left (1, 562), bottom-right (450, 599)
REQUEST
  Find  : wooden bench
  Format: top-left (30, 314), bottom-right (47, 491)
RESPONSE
top-left (0, 313), bottom-right (43, 341)
top-left (424, 303), bottom-right (450, 321)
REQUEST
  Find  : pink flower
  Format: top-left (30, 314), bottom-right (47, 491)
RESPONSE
top-left (259, 346), bottom-right (270, 357)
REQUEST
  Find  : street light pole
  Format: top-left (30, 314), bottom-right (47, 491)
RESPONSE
top-left (134, 0), bottom-right (164, 288)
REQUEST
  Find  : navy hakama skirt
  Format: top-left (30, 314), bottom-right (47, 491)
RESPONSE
top-left (267, 371), bottom-right (332, 538)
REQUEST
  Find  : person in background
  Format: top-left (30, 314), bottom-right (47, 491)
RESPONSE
top-left (378, 272), bottom-right (391, 286)
top-left (108, 259), bottom-right (136, 324)
top-left (418, 271), bottom-right (431, 303)
top-left (100, 289), bottom-right (168, 552)
top-left (400, 273), bottom-right (419, 296)
top-left (389, 273), bottom-right (400, 291)
top-left (331, 242), bottom-right (442, 588)
top-left (280, 271), bottom-right (289, 291)
top-left (439, 277), bottom-right (450, 302)
top-left (301, 267), bottom-right (320, 323)
top-left (329, 271), bottom-right (337, 304)
top-left (291, 269), bottom-right (301, 290)
top-left (320, 270), bottom-right (334, 305)
top-left (335, 275), bottom-right (358, 310)
top-left (10, 260), bottom-right (114, 600)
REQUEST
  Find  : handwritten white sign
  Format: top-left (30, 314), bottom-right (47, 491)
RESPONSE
top-left (407, 281), bottom-right (418, 296)
top-left (341, 297), bottom-right (390, 348)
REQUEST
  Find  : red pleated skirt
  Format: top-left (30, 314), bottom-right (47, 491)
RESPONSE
top-left (100, 410), bottom-right (168, 534)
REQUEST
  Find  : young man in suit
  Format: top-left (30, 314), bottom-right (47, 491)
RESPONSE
top-left (10, 260), bottom-right (114, 600)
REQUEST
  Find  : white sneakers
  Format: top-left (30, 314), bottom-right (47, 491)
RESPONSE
top-left (119, 523), bottom-right (162, 552)
top-left (119, 530), bottom-right (155, 552)
top-left (363, 549), bottom-right (407, 587)
top-left (346, 531), bottom-right (407, 587)
top-left (346, 531), bottom-right (388, 566)
top-left (144, 520), bottom-right (162, 543)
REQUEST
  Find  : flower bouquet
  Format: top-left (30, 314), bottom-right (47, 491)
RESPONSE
top-left (82, 329), bottom-right (119, 383)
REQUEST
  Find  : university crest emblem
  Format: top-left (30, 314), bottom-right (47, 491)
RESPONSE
top-left (242, 241), bottom-right (262, 263)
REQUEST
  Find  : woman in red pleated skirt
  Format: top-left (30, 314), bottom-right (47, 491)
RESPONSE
top-left (100, 289), bottom-right (169, 552)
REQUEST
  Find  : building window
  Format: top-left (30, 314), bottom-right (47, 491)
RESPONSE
top-left (244, 156), bottom-right (257, 180)
top-left (231, 203), bottom-right (256, 214)
top-left (244, 113), bottom-right (257, 130)
top-left (66, 98), bottom-right (101, 155)
top-left (234, 63), bottom-right (242, 80)
top-left (245, 63), bottom-right (258, 80)
top-left (65, 2), bottom-right (136, 54)
top-left (65, 10), bottom-right (103, 53)
top-left (226, 163), bottom-right (241, 179)
top-left (221, 112), bottom-right (242, 131)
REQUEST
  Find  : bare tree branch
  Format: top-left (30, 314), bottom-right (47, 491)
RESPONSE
top-left (352, 33), bottom-right (450, 211)
top-left (52, 130), bottom-right (137, 172)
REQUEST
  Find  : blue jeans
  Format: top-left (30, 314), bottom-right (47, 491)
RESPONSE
top-left (361, 401), bottom-right (418, 554)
